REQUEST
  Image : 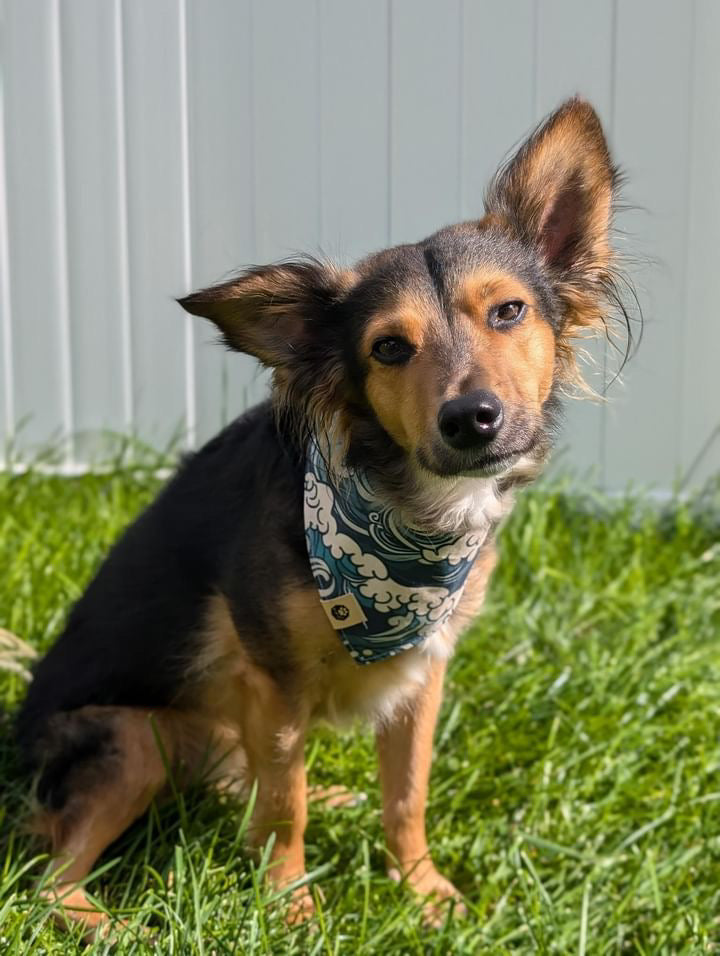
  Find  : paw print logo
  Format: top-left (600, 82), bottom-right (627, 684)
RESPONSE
top-left (330, 603), bottom-right (350, 622)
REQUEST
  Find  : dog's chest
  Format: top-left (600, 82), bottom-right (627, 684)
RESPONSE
top-left (284, 585), bottom-right (448, 723)
top-left (282, 541), bottom-right (498, 726)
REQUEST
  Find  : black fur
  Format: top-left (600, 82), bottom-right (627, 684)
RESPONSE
top-left (17, 402), bottom-right (309, 793)
top-left (35, 711), bottom-right (117, 811)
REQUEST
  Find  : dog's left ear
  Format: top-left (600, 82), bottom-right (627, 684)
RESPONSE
top-left (485, 98), bottom-right (616, 279)
top-left (177, 259), bottom-right (354, 367)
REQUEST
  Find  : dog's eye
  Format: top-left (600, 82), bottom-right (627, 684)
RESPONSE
top-left (489, 300), bottom-right (527, 328)
top-left (371, 337), bottom-right (414, 365)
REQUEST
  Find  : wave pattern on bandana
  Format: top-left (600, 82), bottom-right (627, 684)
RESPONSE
top-left (304, 439), bottom-right (488, 664)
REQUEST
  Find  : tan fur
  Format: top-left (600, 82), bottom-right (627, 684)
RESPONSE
top-left (376, 658), bottom-right (464, 924)
top-left (362, 290), bottom-right (440, 453)
top-left (358, 291), bottom-right (432, 358)
top-left (457, 272), bottom-right (556, 409)
top-left (281, 587), bottom-right (443, 725)
top-left (36, 706), bottom-right (207, 937)
top-left (363, 270), bottom-right (556, 466)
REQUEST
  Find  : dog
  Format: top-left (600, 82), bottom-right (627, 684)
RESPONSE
top-left (16, 98), bottom-right (631, 934)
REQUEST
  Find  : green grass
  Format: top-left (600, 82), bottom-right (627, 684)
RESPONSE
top-left (1, 465), bottom-right (719, 954)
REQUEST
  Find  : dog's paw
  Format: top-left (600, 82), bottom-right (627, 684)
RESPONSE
top-left (284, 886), bottom-right (317, 926)
top-left (308, 784), bottom-right (368, 809)
top-left (41, 885), bottom-right (112, 940)
top-left (42, 885), bottom-right (154, 945)
top-left (388, 864), bottom-right (467, 927)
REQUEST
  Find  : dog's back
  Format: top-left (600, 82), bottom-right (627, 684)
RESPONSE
top-left (16, 402), bottom-right (306, 790)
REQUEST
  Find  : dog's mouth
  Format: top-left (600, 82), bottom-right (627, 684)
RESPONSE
top-left (458, 447), bottom-right (529, 477)
top-left (417, 436), bottom-right (541, 479)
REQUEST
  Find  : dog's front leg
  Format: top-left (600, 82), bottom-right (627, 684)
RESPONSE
top-left (241, 679), bottom-right (312, 923)
top-left (376, 658), bottom-right (466, 923)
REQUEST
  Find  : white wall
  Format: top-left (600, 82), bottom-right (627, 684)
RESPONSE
top-left (1, 0), bottom-right (718, 488)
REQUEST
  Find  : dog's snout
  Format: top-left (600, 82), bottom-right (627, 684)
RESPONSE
top-left (437, 390), bottom-right (504, 450)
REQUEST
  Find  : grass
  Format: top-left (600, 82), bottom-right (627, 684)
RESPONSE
top-left (0, 464), bottom-right (719, 954)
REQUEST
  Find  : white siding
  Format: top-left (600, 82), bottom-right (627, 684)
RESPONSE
top-left (0, 0), bottom-right (717, 488)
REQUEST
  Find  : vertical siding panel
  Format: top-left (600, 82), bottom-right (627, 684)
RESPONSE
top-left (319, 0), bottom-right (388, 262)
top-left (123, 0), bottom-right (189, 449)
top-left (604, 0), bottom-right (693, 488)
top-left (49, 0), bottom-right (74, 464)
top-left (680, 0), bottom-right (720, 486)
top-left (252, 0), bottom-right (320, 260)
top-left (113, 0), bottom-right (134, 439)
top-left (61, 0), bottom-right (130, 461)
top-left (250, 0), bottom-right (320, 409)
top-left (390, 0), bottom-right (462, 245)
top-left (185, 0), bottom-right (257, 439)
top-left (0, 0), bottom-right (12, 458)
top-left (461, 0), bottom-right (535, 218)
top-left (178, 0), bottom-right (195, 447)
top-left (535, 0), bottom-right (614, 117)
top-left (535, 0), bottom-right (615, 481)
top-left (2, 0), bottom-right (70, 458)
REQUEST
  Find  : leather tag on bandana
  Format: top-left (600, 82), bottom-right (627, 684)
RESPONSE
top-left (319, 593), bottom-right (367, 630)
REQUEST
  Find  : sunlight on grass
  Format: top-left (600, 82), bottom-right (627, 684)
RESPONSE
top-left (0, 466), bottom-right (719, 953)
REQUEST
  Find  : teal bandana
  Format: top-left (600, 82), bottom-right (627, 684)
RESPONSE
top-left (304, 439), bottom-right (486, 664)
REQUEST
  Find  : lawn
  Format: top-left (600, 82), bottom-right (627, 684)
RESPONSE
top-left (0, 464), bottom-right (719, 954)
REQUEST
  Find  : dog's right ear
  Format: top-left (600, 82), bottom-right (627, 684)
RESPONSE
top-left (484, 98), bottom-right (617, 281)
top-left (177, 259), bottom-right (354, 367)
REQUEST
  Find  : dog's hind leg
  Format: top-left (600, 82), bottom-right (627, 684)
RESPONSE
top-left (35, 706), bottom-right (201, 939)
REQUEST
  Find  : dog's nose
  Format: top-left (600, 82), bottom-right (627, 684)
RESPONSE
top-left (437, 390), bottom-right (504, 450)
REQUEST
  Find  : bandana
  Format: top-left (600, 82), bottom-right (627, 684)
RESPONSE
top-left (303, 439), bottom-right (487, 664)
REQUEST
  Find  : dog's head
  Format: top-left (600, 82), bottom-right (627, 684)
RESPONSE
top-left (180, 99), bottom-right (630, 488)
